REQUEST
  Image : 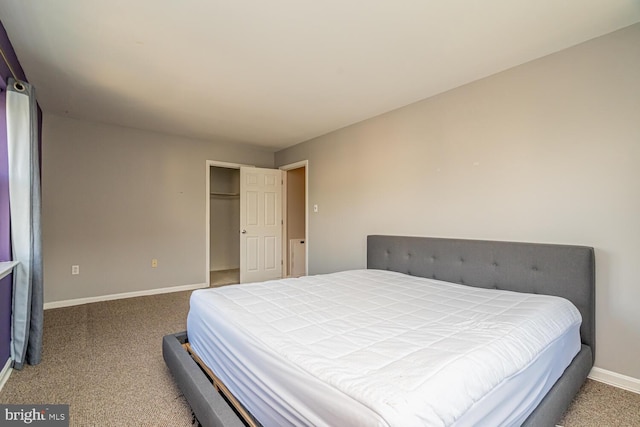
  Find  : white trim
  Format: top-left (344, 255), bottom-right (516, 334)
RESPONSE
top-left (207, 160), bottom-right (249, 170)
top-left (589, 366), bottom-right (640, 395)
top-left (0, 261), bottom-right (18, 280)
top-left (43, 282), bottom-right (207, 310)
top-left (0, 357), bottom-right (12, 393)
top-left (281, 171), bottom-right (288, 276)
top-left (279, 160), bottom-right (308, 170)
top-left (1, 264), bottom-right (17, 393)
top-left (279, 160), bottom-right (309, 276)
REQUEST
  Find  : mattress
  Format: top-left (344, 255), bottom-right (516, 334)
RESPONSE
top-left (187, 269), bottom-right (582, 427)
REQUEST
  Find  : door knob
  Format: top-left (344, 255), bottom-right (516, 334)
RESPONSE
top-left (241, 229), bottom-right (247, 234)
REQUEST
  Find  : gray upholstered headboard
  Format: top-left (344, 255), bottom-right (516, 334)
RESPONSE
top-left (367, 235), bottom-right (595, 361)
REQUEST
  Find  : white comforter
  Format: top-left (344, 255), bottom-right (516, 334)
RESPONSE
top-left (188, 269), bottom-right (581, 426)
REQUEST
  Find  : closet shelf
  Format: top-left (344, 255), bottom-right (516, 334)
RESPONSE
top-left (210, 192), bottom-right (240, 198)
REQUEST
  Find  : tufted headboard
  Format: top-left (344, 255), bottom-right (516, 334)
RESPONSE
top-left (367, 235), bottom-right (596, 361)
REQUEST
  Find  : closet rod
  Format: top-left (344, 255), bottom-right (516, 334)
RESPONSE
top-left (210, 192), bottom-right (240, 197)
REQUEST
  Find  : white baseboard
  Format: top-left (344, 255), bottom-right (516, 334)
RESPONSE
top-left (589, 366), bottom-right (640, 394)
top-left (44, 282), bottom-right (208, 310)
top-left (0, 357), bottom-right (12, 393)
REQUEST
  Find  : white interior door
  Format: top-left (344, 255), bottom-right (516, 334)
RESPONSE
top-left (240, 166), bottom-right (283, 283)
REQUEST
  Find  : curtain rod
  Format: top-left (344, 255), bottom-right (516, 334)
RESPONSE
top-left (0, 45), bottom-right (23, 87)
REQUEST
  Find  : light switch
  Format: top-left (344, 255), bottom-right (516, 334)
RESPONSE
top-left (313, 204), bottom-right (318, 213)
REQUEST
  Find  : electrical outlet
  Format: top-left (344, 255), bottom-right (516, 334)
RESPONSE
top-left (71, 265), bottom-right (79, 275)
top-left (151, 259), bottom-right (158, 268)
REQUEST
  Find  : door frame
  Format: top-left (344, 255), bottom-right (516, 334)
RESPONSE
top-left (280, 160), bottom-right (309, 277)
top-left (205, 160), bottom-right (252, 286)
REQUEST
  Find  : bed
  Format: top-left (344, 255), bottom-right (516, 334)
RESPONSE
top-left (163, 235), bottom-right (595, 427)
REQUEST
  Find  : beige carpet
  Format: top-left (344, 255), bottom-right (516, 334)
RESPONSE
top-left (1, 290), bottom-right (639, 426)
top-left (1, 292), bottom-right (194, 427)
top-left (558, 379), bottom-right (640, 426)
top-left (210, 268), bottom-right (239, 287)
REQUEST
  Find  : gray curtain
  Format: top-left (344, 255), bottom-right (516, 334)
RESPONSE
top-left (6, 77), bottom-right (42, 369)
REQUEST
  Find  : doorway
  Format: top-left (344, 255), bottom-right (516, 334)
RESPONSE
top-left (209, 164), bottom-right (241, 287)
top-left (281, 161), bottom-right (308, 278)
top-left (205, 160), bottom-right (308, 286)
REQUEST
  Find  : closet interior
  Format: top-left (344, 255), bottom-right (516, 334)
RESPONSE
top-left (209, 166), bottom-right (240, 287)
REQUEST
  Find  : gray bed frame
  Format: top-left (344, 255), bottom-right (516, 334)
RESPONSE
top-left (163, 235), bottom-right (595, 427)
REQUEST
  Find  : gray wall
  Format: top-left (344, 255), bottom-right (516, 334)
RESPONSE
top-left (276, 24), bottom-right (640, 379)
top-left (42, 114), bottom-right (273, 303)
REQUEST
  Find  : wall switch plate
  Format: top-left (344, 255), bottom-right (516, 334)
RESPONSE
top-left (313, 204), bottom-right (318, 213)
top-left (71, 265), bottom-right (79, 275)
top-left (151, 259), bottom-right (158, 268)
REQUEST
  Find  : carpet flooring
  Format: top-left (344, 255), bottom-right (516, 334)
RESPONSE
top-left (1, 290), bottom-right (639, 426)
top-left (210, 268), bottom-right (240, 287)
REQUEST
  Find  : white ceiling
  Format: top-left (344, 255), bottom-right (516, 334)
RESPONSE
top-left (1, 1), bottom-right (639, 150)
